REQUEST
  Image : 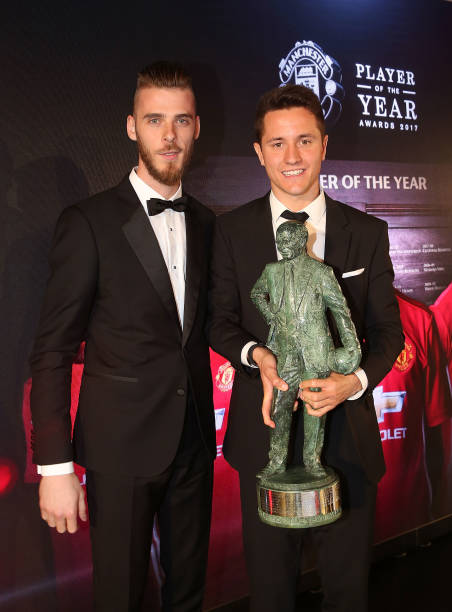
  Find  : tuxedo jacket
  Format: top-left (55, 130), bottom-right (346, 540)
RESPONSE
top-left (30, 176), bottom-right (216, 477)
top-left (251, 255), bottom-right (361, 376)
top-left (209, 193), bottom-right (404, 483)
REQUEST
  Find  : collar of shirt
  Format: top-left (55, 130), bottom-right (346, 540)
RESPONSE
top-left (129, 167), bottom-right (183, 212)
top-left (269, 189), bottom-right (326, 229)
top-left (269, 190), bottom-right (327, 261)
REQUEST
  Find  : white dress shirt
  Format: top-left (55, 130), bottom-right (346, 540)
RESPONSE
top-left (38, 169), bottom-right (187, 476)
top-left (129, 168), bottom-right (186, 326)
top-left (241, 189), bottom-right (367, 401)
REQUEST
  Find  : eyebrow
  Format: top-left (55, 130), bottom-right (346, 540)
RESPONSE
top-left (142, 112), bottom-right (195, 120)
top-left (266, 133), bottom-right (316, 143)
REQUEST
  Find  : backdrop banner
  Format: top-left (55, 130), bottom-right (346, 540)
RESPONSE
top-left (1, 0), bottom-right (451, 609)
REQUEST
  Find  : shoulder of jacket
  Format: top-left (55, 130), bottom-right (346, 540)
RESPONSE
top-left (185, 193), bottom-right (215, 221)
top-left (326, 195), bottom-right (387, 229)
top-left (70, 183), bottom-right (121, 218)
top-left (216, 195), bottom-right (268, 225)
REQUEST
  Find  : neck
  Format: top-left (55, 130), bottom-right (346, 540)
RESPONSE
top-left (135, 163), bottom-right (180, 199)
top-left (273, 185), bottom-right (320, 212)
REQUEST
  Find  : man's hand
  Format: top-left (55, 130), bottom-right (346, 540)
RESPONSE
top-left (39, 473), bottom-right (87, 534)
top-left (299, 372), bottom-right (362, 417)
top-left (252, 346), bottom-right (288, 428)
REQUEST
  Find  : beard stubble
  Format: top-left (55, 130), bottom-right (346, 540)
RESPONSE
top-left (136, 136), bottom-right (195, 187)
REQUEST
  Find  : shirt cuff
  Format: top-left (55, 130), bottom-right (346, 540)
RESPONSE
top-left (347, 368), bottom-right (368, 400)
top-left (241, 341), bottom-right (259, 368)
top-left (37, 462), bottom-right (75, 476)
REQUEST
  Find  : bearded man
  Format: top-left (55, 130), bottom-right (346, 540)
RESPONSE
top-left (30, 62), bottom-right (215, 612)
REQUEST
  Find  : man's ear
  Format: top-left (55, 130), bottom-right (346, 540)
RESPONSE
top-left (194, 115), bottom-right (200, 140)
top-left (254, 142), bottom-right (265, 166)
top-left (322, 134), bottom-right (328, 161)
top-left (127, 115), bottom-right (137, 142)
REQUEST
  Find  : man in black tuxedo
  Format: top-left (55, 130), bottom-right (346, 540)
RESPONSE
top-left (209, 85), bottom-right (404, 611)
top-left (30, 62), bottom-right (215, 611)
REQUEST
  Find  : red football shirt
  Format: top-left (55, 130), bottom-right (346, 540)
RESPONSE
top-left (374, 291), bottom-right (452, 542)
top-left (431, 283), bottom-right (452, 384)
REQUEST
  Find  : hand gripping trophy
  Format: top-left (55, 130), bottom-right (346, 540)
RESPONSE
top-left (251, 221), bottom-right (361, 527)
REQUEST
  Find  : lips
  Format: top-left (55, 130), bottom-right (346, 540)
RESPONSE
top-left (158, 150), bottom-right (182, 161)
top-left (282, 169), bottom-right (305, 176)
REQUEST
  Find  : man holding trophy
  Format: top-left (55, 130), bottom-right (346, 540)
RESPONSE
top-left (209, 84), bottom-right (403, 611)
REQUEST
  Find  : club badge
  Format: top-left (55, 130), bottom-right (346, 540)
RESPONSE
top-left (394, 338), bottom-right (416, 373)
top-left (279, 40), bottom-right (344, 127)
top-left (215, 360), bottom-right (235, 392)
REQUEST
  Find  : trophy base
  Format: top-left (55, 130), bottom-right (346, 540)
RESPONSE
top-left (257, 465), bottom-right (341, 528)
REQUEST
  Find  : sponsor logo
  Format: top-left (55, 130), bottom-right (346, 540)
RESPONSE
top-left (278, 40), bottom-right (344, 127)
top-left (215, 408), bottom-right (226, 431)
top-left (373, 385), bottom-right (407, 442)
top-left (380, 427), bottom-right (407, 441)
top-left (355, 63), bottom-right (418, 132)
top-left (394, 339), bottom-right (416, 373)
top-left (215, 360), bottom-right (235, 392)
top-left (373, 385), bottom-right (406, 424)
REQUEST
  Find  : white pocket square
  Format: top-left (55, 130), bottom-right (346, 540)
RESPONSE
top-left (342, 268), bottom-right (365, 278)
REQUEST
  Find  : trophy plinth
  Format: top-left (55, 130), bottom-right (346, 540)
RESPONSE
top-left (257, 466), bottom-right (341, 528)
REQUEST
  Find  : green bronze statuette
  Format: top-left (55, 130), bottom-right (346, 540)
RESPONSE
top-left (251, 221), bottom-right (361, 528)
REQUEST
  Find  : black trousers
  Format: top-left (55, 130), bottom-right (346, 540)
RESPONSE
top-left (86, 400), bottom-right (213, 612)
top-left (238, 405), bottom-right (377, 612)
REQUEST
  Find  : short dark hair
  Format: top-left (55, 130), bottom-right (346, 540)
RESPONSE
top-left (134, 61), bottom-right (194, 108)
top-left (254, 84), bottom-right (325, 142)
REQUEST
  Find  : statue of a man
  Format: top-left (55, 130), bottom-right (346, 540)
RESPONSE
top-left (251, 221), bottom-right (361, 480)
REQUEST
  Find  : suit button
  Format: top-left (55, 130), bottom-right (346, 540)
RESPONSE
top-left (176, 388), bottom-right (185, 396)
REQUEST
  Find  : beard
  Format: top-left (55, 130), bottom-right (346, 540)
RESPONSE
top-left (136, 136), bottom-right (195, 187)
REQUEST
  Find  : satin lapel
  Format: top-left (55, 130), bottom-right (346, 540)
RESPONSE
top-left (251, 194), bottom-right (278, 280)
top-left (122, 205), bottom-right (181, 333)
top-left (237, 194), bottom-right (279, 319)
top-left (324, 195), bottom-right (351, 276)
top-left (182, 200), bottom-right (203, 346)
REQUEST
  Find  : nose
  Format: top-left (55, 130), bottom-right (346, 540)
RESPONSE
top-left (163, 122), bottom-right (176, 143)
top-left (285, 142), bottom-right (302, 165)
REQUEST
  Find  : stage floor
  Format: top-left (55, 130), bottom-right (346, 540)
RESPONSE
top-left (214, 531), bottom-right (452, 612)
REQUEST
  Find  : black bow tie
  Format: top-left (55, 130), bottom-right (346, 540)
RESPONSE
top-left (147, 196), bottom-right (188, 216)
top-left (280, 210), bottom-right (309, 223)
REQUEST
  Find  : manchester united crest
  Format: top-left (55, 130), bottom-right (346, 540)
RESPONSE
top-left (278, 40), bottom-right (344, 128)
top-left (394, 338), bottom-right (416, 373)
top-left (215, 360), bottom-right (235, 392)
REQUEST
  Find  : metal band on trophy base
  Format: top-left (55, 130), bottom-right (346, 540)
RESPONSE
top-left (257, 466), bottom-right (341, 528)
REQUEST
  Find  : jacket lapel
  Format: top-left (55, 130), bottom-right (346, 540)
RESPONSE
top-left (182, 199), bottom-right (203, 346)
top-left (121, 190), bottom-right (181, 333)
top-left (251, 194), bottom-right (278, 277)
top-left (324, 195), bottom-right (351, 276)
